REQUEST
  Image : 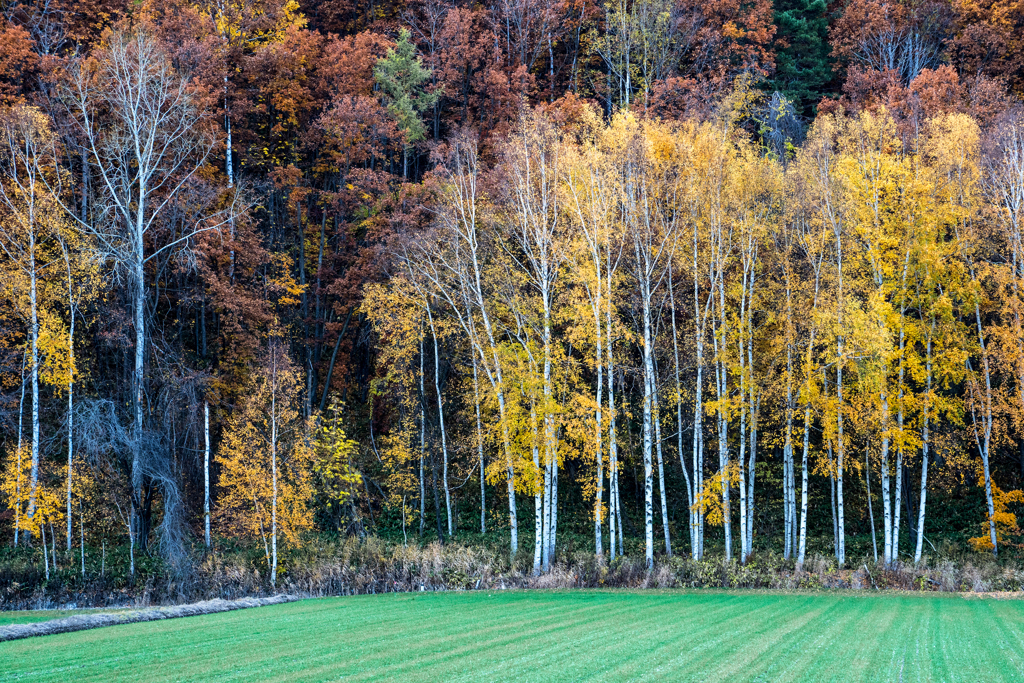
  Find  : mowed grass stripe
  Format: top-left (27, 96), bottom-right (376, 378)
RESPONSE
top-left (298, 593), bottom-right (639, 681)
top-left (3, 591), bottom-right (1023, 682)
top-left (588, 594), bottom-right (814, 681)
top-left (978, 600), bottom-right (1024, 679)
top-left (677, 596), bottom-right (834, 681)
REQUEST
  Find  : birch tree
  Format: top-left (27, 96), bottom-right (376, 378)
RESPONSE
top-left (60, 30), bottom-right (223, 558)
top-left (0, 107), bottom-right (66, 540)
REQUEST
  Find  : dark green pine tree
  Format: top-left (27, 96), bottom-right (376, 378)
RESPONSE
top-left (769, 0), bottom-right (834, 117)
top-left (374, 28), bottom-right (440, 179)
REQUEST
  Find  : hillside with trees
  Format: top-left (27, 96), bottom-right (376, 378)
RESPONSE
top-left (2, 0), bottom-right (1024, 600)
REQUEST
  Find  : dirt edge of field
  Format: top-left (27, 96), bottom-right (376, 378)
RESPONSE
top-left (0, 594), bottom-right (301, 643)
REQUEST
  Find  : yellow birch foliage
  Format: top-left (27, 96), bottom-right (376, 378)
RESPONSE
top-left (216, 343), bottom-right (314, 550)
top-left (691, 462), bottom-right (742, 526)
top-left (970, 477), bottom-right (1024, 552)
top-left (1, 446), bottom-right (64, 536)
top-left (312, 398), bottom-right (361, 527)
top-left (362, 278), bottom-right (424, 506)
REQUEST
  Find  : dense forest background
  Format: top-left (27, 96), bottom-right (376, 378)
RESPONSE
top-left (2, 0), bottom-right (1024, 591)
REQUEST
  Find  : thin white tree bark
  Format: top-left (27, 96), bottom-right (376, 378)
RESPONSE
top-left (472, 356), bottom-right (486, 534)
top-left (653, 374), bottom-right (671, 557)
top-left (14, 357), bottom-right (25, 546)
top-left (204, 401), bottom-right (211, 548)
top-left (915, 318), bottom-right (935, 563)
top-left (270, 351), bottom-right (278, 588)
top-left (63, 244), bottom-right (75, 550)
top-left (426, 306), bottom-right (452, 536)
top-left (419, 334), bottom-right (426, 536)
top-left (669, 266), bottom-right (694, 556)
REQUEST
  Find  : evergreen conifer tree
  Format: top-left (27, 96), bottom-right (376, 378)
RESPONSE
top-left (374, 28), bottom-right (439, 178)
top-left (770, 0), bottom-right (833, 116)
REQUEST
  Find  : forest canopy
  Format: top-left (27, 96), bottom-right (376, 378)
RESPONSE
top-left (1, 0), bottom-right (1024, 585)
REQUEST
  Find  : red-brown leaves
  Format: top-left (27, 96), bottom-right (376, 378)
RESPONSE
top-left (0, 21), bottom-right (37, 106)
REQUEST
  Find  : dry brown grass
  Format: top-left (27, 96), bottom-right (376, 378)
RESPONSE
top-left (4, 536), bottom-right (1024, 610)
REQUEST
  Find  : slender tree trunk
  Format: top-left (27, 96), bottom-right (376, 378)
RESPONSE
top-left (427, 308), bottom-right (451, 536)
top-left (130, 217), bottom-right (146, 571)
top-left (747, 390), bottom-right (758, 556)
top-left (738, 361), bottom-right (748, 561)
top-left (867, 447), bottom-right (878, 562)
top-left (431, 449), bottom-right (445, 545)
top-left (14, 358), bottom-right (25, 547)
top-left (204, 401), bottom-right (211, 548)
top-left (42, 522), bottom-right (48, 581)
top-left (270, 355), bottom-right (278, 588)
top-left (533, 402), bottom-right (543, 574)
top-left (835, 304), bottom-right (846, 564)
top-left (737, 266), bottom-right (750, 561)
top-left (641, 282), bottom-right (655, 569)
top-left (653, 372), bottom-right (671, 557)
top-left (915, 326), bottom-right (934, 563)
top-left (594, 273), bottom-right (605, 557)
top-left (80, 501), bottom-right (85, 577)
top-left (669, 267), bottom-right (693, 556)
top-left (473, 357), bottom-right (486, 534)
top-left (880, 390), bottom-right (893, 564)
top-left (974, 305), bottom-right (998, 555)
top-left (26, 226), bottom-right (40, 533)
top-left (66, 281), bottom-right (75, 551)
top-left (419, 335), bottom-right (426, 536)
top-left (607, 277), bottom-right (619, 560)
top-left (712, 240), bottom-right (731, 561)
top-left (550, 450), bottom-right (558, 564)
top-left (783, 338), bottom-right (794, 560)
top-left (797, 405), bottom-right (811, 570)
top-left (713, 323), bottom-right (731, 562)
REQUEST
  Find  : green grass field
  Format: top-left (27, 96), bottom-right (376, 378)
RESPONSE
top-left (2, 590), bottom-right (1022, 682)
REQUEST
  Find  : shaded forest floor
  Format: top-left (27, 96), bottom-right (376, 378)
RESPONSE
top-left (4, 534), bottom-right (1024, 610)
top-left (3, 590), bottom-right (1024, 681)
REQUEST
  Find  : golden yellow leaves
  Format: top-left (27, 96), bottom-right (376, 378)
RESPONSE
top-left (0, 446), bottom-right (69, 537)
top-left (969, 477), bottom-right (1024, 552)
top-left (692, 463), bottom-right (741, 527)
top-left (215, 344), bottom-right (314, 551)
top-left (313, 399), bottom-right (361, 510)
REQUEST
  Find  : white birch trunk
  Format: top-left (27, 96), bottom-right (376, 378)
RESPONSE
top-left (26, 222), bottom-right (40, 533)
top-left (915, 324), bottom-right (934, 563)
top-left (783, 337), bottom-right (794, 559)
top-left (641, 284), bottom-right (655, 569)
top-left (797, 404), bottom-right (812, 569)
top-left (975, 304), bottom-right (998, 554)
top-left (653, 372), bottom-right (671, 556)
top-left (427, 308), bottom-right (452, 536)
top-left (867, 447), bottom-right (877, 562)
top-left (42, 522), bottom-right (49, 580)
top-left (880, 392), bottom-right (892, 564)
top-left (65, 258), bottom-right (75, 550)
top-left (420, 335), bottom-right (426, 536)
top-left (270, 353), bottom-right (278, 588)
top-left (14, 359), bottom-right (25, 546)
top-left (533, 402), bottom-right (543, 574)
top-left (550, 452), bottom-right (558, 564)
top-left (607, 270), bottom-right (619, 559)
top-left (834, 227), bottom-right (846, 565)
top-left (668, 267), bottom-right (693, 556)
top-left (473, 357), bottom-right (486, 534)
top-left (594, 273), bottom-right (604, 557)
top-left (204, 401), bottom-right (211, 548)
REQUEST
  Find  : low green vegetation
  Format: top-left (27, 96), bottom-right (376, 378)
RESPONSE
top-left (3, 590), bottom-right (1023, 682)
top-left (0, 609), bottom-right (88, 627)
